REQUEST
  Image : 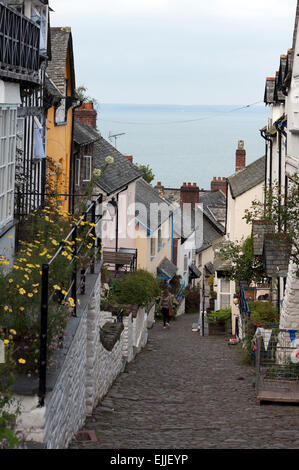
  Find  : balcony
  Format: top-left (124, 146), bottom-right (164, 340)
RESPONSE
top-left (0, 2), bottom-right (40, 84)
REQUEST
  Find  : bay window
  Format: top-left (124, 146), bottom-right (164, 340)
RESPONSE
top-left (0, 107), bottom-right (17, 229)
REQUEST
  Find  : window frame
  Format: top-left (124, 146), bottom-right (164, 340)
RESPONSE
top-left (83, 155), bottom-right (92, 182)
top-left (75, 157), bottom-right (81, 187)
top-left (0, 106), bottom-right (17, 230)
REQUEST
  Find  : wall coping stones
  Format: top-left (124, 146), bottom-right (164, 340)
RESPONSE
top-left (100, 322), bottom-right (124, 352)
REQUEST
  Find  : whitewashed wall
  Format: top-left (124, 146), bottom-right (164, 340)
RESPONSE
top-left (15, 272), bottom-right (154, 449)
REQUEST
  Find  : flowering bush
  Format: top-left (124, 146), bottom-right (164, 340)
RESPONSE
top-left (0, 202), bottom-right (97, 375)
top-left (0, 330), bottom-right (25, 449)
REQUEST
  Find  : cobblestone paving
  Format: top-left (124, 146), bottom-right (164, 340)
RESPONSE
top-left (70, 314), bottom-right (299, 449)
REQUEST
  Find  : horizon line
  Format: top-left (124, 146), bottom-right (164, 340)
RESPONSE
top-left (96, 102), bottom-right (265, 108)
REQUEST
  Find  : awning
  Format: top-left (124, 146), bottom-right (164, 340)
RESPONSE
top-left (157, 257), bottom-right (178, 280)
top-left (204, 262), bottom-right (215, 275)
top-left (189, 264), bottom-right (202, 279)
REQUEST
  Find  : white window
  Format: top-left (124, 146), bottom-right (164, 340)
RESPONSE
top-left (33, 117), bottom-right (45, 159)
top-left (31, 2), bottom-right (49, 55)
top-left (219, 278), bottom-right (231, 310)
top-left (0, 107), bottom-right (17, 229)
top-left (83, 156), bottom-right (92, 182)
top-left (75, 158), bottom-right (80, 186)
top-left (55, 79), bottom-right (67, 125)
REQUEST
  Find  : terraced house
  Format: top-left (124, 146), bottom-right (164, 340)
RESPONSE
top-left (260, 2), bottom-right (299, 333)
top-left (46, 26), bottom-right (78, 213)
top-left (0, 0), bottom-right (51, 263)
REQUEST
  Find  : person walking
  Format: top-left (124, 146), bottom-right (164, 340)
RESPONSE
top-left (159, 288), bottom-right (174, 329)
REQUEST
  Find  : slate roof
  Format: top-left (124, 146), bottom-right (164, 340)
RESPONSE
top-left (228, 156), bottom-right (266, 199)
top-left (73, 119), bottom-right (100, 146)
top-left (204, 262), bottom-right (215, 275)
top-left (196, 214), bottom-right (224, 254)
top-left (47, 27), bottom-right (75, 96)
top-left (135, 178), bottom-right (171, 232)
top-left (45, 74), bottom-right (63, 99)
top-left (198, 190), bottom-right (226, 233)
top-left (263, 234), bottom-right (291, 278)
top-left (252, 221), bottom-right (275, 256)
top-left (189, 264), bottom-right (202, 279)
top-left (158, 257), bottom-right (178, 280)
top-left (93, 137), bottom-right (142, 195)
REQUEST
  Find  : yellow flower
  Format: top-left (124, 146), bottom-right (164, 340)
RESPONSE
top-left (18, 358), bottom-right (26, 364)
top-left (33, 289), bottom-right (38, 294)
top-left (19, 307), bottom-right (24, 311)
top-left (67, 255), bottom-right (72, 260)
top-left (53, 285), bottom-right (61, 290)
top-left (4, 306), bottom-right (9, 311)
top-left (28, 293), bottom-right (33, 298)
top-left (8, 279), bottom-right (13, 283)
top-left (9, 329), bottom-right (16, 335)
top-left (19, 288), bottom-right (26, 295)
top-left (62, 251), bottom-right (68, 257)
top-left (62, 290), bottom-right (67, 296)
top-left (4, 339), bottom-right (9, 345)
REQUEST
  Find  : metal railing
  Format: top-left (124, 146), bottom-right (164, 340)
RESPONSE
top-left (255, 328), bottom-right (299, 404)
top-left (38, 194), bottom-right (103, 407)
top-left (176, 280), bottom-right (185, 304)
top-left (0, 2), bottom-right (40, 75)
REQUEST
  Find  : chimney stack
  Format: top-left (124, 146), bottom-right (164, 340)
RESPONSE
top-left (236, 140), bottom-right (246, 173)
top-left (180, 182), bottom-right (199, 210)
top-left (155, 181), bottom-right (164, 197)
top-left (211, 177), bottom-right (227, 195)
top-left (124, 155), bottom-right (133, 162)
top-left (75, 102), bottom-right (97, 129)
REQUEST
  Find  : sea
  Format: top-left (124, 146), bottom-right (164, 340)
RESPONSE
top-left (96, 103), bottom-right (269, 190)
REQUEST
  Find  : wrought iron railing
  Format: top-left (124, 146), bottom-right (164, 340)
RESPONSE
top-left (0, 2), bottom-right (40, 75)
top-left (38, 195), bottom-right (103, 406)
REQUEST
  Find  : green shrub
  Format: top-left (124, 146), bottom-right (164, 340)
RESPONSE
top-left (0, 333), bottom-right (24, 449)
top-left (207, 307), bottom-right (231, 325)
top-left (248, 301), bottom-right (279, 325)
top-left (116, 270), bottom-right (161, 307)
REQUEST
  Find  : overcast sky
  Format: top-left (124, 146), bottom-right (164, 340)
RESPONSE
top-left (50, 0), bottom-right (298, 105)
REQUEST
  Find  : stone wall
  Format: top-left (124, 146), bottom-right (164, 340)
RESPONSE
top-left (15, 268), bottom-right (155, 449)
top-left (280, 261), bottom-right (299, 330)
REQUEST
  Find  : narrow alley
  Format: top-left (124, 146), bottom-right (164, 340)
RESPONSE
top-left (70, 314), bottom-right (299, 450)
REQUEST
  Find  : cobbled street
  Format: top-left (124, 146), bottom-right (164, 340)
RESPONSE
top-left (70, 313), bottom-right (299, 449)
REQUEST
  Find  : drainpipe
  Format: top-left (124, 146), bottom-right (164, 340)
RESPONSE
top-left (70, 98), bottom-right (83, 214)
top-left (275, 120), bottom-right (287, 233)
top-left (260, 129), bottom-right (272, 189)
top-left (172, 212), bottom-right (174, 264)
